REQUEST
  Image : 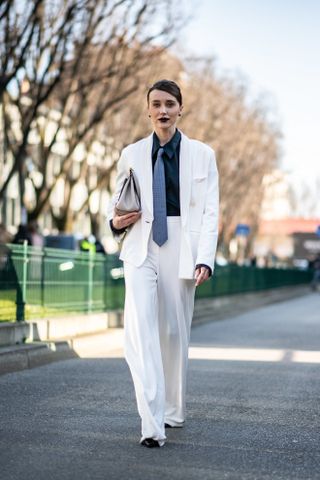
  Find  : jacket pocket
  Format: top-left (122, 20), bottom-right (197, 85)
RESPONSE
top-left (191, 176), bottom-right (207, 205)
top-left (193, 175), bottom-right (207, 182)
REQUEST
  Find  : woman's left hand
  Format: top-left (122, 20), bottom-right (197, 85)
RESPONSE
top-left (194, 266), bottom-right (210, 287)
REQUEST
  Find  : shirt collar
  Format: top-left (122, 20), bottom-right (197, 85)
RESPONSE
top-left (152, 129), bottom-right (181, 159)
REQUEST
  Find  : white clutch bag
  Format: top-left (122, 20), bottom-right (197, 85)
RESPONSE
top-left (115, 168), bottom-right (141, 216)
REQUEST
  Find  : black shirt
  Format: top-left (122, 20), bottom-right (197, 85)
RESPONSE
top-left (152, 129), bottom-right (181, 216)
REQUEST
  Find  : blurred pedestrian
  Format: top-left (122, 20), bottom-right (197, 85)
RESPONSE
top-left (80, 236), bottom-right (96, 254)
top-left (27, 220), bottom-right (44, 247)
top-left (95, 238), bottom-right (106, 254)
top-left (0, 223), bottom-right (12, 245)
top-left (0, 224), bottom-right (24, 320)
top-left (13, 224), bottom-right (32, 245)
top-left (311, 254), bottom-right (320, 291)
top-left (0, 224), bottom-right (13, 280)
top-left (108, 79), bottom-right (219, 448)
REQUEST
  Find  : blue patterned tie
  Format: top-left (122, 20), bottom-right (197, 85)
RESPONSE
top-left (152, 147), bottom-right (168, 246)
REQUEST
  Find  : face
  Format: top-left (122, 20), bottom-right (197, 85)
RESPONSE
top-left (148, 89), bottom-right (183, 131)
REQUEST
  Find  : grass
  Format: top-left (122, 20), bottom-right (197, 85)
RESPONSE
top-left (0, 284), bottom-right (125, 322)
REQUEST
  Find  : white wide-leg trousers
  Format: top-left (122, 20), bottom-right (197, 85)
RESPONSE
top-left (123, 217), bottom-right (196, 446)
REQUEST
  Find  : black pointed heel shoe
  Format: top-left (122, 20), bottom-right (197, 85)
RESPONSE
top-left (141, 438), bottom-right (160, 448)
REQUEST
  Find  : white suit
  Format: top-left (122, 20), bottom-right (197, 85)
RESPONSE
top-left (108, 131), bottom-right (219, 445)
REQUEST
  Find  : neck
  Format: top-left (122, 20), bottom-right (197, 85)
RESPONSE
top-left (154, 126), bottom-right (176, 146)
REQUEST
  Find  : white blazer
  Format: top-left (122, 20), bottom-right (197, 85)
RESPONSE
top-left (107, 131), bottom-right (219, 279)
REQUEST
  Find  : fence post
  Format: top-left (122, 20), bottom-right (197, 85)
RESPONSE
top-left (87, 249), bottom-right (94, 313)
top-left (40, 248), bottom-right (46, 312)
top-left (103, 254), bottom-right (108, 311)
top-left (16, 240), bottom-right (28, 322)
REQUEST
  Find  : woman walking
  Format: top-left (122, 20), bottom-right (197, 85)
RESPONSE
top-left (108, 79), bottom-right (219, 448)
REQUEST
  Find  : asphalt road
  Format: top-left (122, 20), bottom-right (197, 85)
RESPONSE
top-left (1, 293), bottom-right (320, 480)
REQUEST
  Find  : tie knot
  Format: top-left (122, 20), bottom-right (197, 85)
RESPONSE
top-left (155, 147), bottom-right (164, 165)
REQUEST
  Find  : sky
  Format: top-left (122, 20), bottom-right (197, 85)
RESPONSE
top-left (179, 0), bottom-right (320, 203)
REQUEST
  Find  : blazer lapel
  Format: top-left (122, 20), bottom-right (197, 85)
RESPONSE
top-left (179, 132), bottom-right (192, 227)
top-left (140, 132), bottom-right (154, 217)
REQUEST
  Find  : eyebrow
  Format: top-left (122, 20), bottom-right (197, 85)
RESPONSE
top-left (151, 99), bottom-right (176, 103)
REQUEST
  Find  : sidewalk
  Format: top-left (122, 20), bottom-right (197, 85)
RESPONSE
top-left (0, 285), bottom-right (311, 376)
top-left (0, 292), bottom-right (319, 479)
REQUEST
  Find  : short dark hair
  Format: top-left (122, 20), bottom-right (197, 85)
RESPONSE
top-left (147, 79), bottom-right (182, 105)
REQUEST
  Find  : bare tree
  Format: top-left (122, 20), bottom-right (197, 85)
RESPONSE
top-left (0, 0), bottom-right (187, 231)
top-left (1, 2), bottom-right (281, 246)
top-left (0, 0), bottom-right (44, 95)
top-left (178, 59), bottom-right (282, 252)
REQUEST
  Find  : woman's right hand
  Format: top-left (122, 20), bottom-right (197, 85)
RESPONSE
top-left (113, 211), bottom-right (141, 230)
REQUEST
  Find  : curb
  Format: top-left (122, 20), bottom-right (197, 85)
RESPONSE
top-left (0, 341), bottom-right (78, 375)
top-left (0, 328), bottom-right (125, 376)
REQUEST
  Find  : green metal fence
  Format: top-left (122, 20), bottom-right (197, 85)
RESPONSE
top-left (0, 243), bottom-right (313, 322)
top-left (194, 263), bottom-right (312, 299)
top-left (0, 243), bottom-right (125, 322)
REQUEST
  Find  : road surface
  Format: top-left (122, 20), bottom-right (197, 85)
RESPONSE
top-left (1, 293), bottom-right (319, 479)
